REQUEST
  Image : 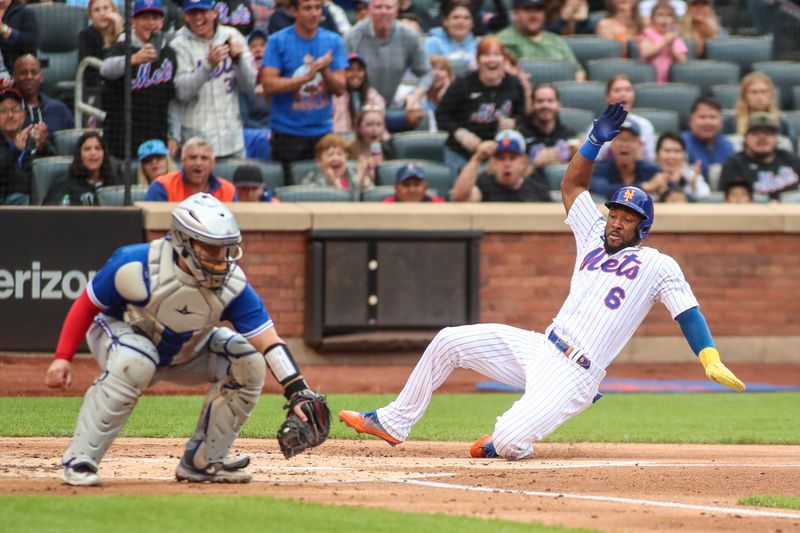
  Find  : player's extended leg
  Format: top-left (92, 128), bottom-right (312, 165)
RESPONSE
top-left (488, 340), bottom-right (604, 460)
top-left (61, 316), bottom-right (158, 486)
top-left (174, 327), bottom-right (266, 483)
top-left (340, 324), bottom-right (532, 444)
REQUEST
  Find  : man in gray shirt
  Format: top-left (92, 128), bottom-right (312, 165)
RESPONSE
top-left (344, 0), bottom-right (431, 105)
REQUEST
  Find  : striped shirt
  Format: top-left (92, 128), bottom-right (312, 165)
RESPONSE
top-left (551, 191), bottom-right (698, 369)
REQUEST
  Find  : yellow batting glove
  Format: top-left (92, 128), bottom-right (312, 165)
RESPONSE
top-left (699, 348), bottom-right (745, 392)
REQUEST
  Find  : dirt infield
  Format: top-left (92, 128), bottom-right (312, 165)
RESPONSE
top-left (3, 438), bottom-right (800, 532)
top-left (3, 358), bottom-right (800, 532)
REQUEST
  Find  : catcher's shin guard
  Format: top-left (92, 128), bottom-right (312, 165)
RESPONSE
top-left (183, 330), bottom-right (266, 470)
top-left (62, 337), bottom-right (157, 470)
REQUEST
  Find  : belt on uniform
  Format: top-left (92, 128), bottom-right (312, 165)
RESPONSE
top-left (546, 330), bottom-right (603, 403)
top-left (547, 330), bottom-right (591, 370)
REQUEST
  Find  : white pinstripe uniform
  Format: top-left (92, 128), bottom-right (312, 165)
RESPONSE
top-left (375, 191), bottom-right (699, 459)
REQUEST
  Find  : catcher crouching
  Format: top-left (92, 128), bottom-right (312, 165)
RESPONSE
top-left (45, 193), bottom-right (330, 486)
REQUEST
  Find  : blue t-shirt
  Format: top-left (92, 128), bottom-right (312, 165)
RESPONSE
top-left (681, 131), bottom-right (735, 180)
top-left (264, 26), bottom-right (347, 137)
top-left (589, 159), bottom-right (663, 200)
top-left (88, 243), bottom-right (273, 351)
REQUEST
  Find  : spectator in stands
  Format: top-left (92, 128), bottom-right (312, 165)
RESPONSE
top-left (43, 130), bottom-right (117, 206)
top-left (724, 72), bottom-right (796, 142)
top-left (452, 129), bottom-right (551, 202)
top-left (171, 0), bottom-right (256, 159)
top-left (438, 0), bottom-right (509, 36)
top-left (678, 0), bottom-right (722, 57)
top-left (79, 0), bottom-right (123, 92)
top-left (545, 0), bottom-right (594, 35)
top-left (144, 137), bottom-right (236, 201)
top-left (214, 0), bottom-right (256, 36)
top-left (398, 0), bottom-right (434, 32)
top-left (723, 180), bottom-right (753, 203)
top-left (268, 0), bottom-right (341, 34)
top-left (239, 28), bottom-right (271, 160)
top-left (719, 113), bottom-right (800, 202)
top-left (654, 131), bottom-right (709, 200)
top-left (0, 0), bottom-right (38, 75)
top-left (382, 162), bottom-right (446, 202)
top-left (637, 0), bottom-right (688, 83)
top-left (497, 0), bottom-right (586, 81)
top-left (502, 48), bottom-right (533, 114)
top-left (345, 0), bottom-right (431, 106)
top-left (136, 139), bottom-right (178, 185)
top-left (333, 53), bottom-right (385, 136)
top-left (325, 0), bottom-right (353, 34)
top-left (591, 74), bottom-right (657, 160)
top-left (13, 54), bottom-right (74, 135)
top-left (595, 0), bottom-right (643, 56)
top-left (424, 2), bottom-right (478, 67)
top-left (263, 0), bottom-right (347, 183)
top-left (660, 182), bottom-right (691, 202)
top-left (681, 96), bottom-right (734, 180)
top-left (354, 0), bottom-right (370, 22)
top-left (420, 55), bottom-right (453, 131)
top-left (589, 120), bottom-right (664, 200)
top-left (0, 51), bottom-right (10, 89)
top-left (437, 36), bottom-right (527, 172)
top-left (101, 0), bottom-right (178, 161)
top-left (519, 83), bottom-right (577, 170)
top-left (302, 132), bottom-right (373, 196)
top-left (347, 106), bottom-right (395, 183)
top-left (0, 87), bottom-right (51, 204)
top-left (232, 163), bottom-right (278, 202)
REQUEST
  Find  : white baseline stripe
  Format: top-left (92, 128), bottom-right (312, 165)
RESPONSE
top-left (391, 479), bottom-right (800, 521)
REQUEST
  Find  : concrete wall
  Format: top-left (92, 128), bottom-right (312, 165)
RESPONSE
top-left (142, 202), bottom-right (800, 363)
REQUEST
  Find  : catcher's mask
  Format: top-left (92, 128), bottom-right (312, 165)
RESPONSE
top-left (170, 193), bottom-right (243, 289)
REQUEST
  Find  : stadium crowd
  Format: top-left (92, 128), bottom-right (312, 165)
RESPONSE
top-left (0, 0), bottom-right (798, 205)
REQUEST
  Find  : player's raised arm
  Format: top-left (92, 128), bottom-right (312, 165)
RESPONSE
top-left (561, 103), bottom-right (627, 213)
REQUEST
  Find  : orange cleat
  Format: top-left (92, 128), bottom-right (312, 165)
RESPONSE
top-left (469, 434), bottom-right (498, 458)
top-left (338, 410), bottom-right (402, 446)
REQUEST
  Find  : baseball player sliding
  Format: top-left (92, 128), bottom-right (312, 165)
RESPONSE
top-left (45, 193), bottom-right (330, 486)
top-left (340, 103), bottom-right (745, 460)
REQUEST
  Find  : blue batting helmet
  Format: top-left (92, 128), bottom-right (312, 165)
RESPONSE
top-left (605, 186), bottom-right (654, 240)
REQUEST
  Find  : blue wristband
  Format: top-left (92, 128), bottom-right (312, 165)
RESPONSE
top-left (579, 139), bottom-right (602, 161)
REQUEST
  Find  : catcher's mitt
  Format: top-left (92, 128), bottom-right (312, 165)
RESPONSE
top-left (276, 389), bottom-right (331, 459)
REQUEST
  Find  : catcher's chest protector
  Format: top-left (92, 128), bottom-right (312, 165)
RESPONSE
top-left (124, 238), bottom-right (247, 365)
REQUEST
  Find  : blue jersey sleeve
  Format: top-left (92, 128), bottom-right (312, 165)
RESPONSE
top-left (222, 283), bottom-right (274, 339)
top-left (331, 34), bottom-right (348, 71)
top-left (88, 243), bottom-right (150, 309)
top-left (263, 31), bottom-right (285, 70)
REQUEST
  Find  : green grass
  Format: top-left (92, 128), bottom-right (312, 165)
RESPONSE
top-left (1, 392), bottom-right (799, 444)
top-left (0, 495), bottom-right (597, 533)
top-left (738, 495), bottom-right (800, 510)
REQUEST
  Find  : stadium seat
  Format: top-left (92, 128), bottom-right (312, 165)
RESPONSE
top-left (558, 107), bottom-right (594, 134)
top-left (564, 36), bottom-right (622, 70)
top-left (290, 159), bottom-right (320, 184)
top-left (553, 80), bottom-right (606, 112)
top-left (634, 108), bottom-right (680, 134)
top-left (586, 58), bottom-right (656, 84)
top-left (794, 87), bottom-right (800, 112)
top-left (707, 164), bottom-right (722, 192)
top-left (705, 37), bottom-right (773, 75)
top-left (31, 156), bottom-right (72, 205)
top-left (53, 128), bottom-right (101, 156)
top-left (361, 186), bottom-right (397, 202)
top-left (752, 61), bottom-right (800, 111)
top-left (212, 158), bottom-right (284, 191)
top-left (780, 190), bottom-right (800, 203)
top-left (274, 185), bottom-right (354, 202)
top-left (543, 163), bottom-right (568, 191)
top-left (392, 131), bottom-right (448, 162)
top-left (29, 4), bottom-right (87, 98)
top-left (669, 60), bottom-right (740, 96)
top-left (518, 59), bottom-right (576, 84)
top-left (634, 83), bottom-right (701, 128)
top-left (376, 160), bottom-right (454, 194)
top-left (95, 185), bottom-right (148, 206)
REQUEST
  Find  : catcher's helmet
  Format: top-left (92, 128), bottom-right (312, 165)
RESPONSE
top-left (605, 186), bottom-right (654, 240)
top-left (170, 193), bottom-right (243, 289)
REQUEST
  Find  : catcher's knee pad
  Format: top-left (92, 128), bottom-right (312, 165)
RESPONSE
top-left (62, 346), bottom-right (157, 470)
top-left (208, 328), bottom-right (266, 389)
